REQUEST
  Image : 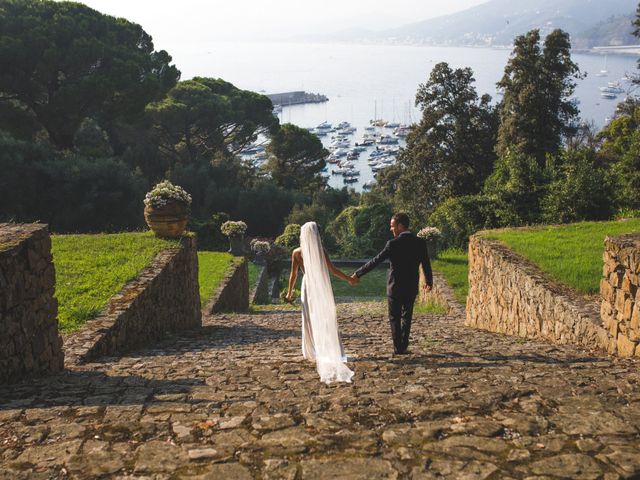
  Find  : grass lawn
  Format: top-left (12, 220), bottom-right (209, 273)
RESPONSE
top-left (483, 218), bottom-right (640, 294)
top-left (431, 249), bottom-right (469, 304)
top-left (248, 261), bottom-right (260, 289)
top-left (198, 251), bottom-right (237, 305)
top-left (52, 232), bottom-right (179, 333)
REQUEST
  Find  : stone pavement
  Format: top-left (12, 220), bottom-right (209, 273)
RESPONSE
top-left (1, 301), bottom-right (640, 479)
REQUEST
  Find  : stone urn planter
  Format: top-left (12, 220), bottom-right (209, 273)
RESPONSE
top-left (228, 234), bottom-right (245, 256)
top-left (144, 201), bottom-right (188, 239)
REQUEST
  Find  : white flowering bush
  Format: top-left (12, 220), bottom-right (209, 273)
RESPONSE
top-left (250, 239), bottom-right (271, 255)
top-left (144, 180), bottom-right (192, 209)
top-left (221, 220), bottom-right (247, 237)
top-left (417, 226), bottom-right (442, 241)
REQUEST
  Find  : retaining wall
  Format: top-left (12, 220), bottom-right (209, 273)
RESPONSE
top-left (206, 257), bottom-right (249, 314)
top-left (64, 236), bottom-right (201, 364)
top-left (0, 224), bottom-right (63, 383)
top-left (600, 233), bottom-right (640, 357)
top-left (465, 234), bottom-right (612, 352)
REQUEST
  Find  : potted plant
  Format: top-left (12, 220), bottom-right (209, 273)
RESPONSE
top-left (250, 239), bottom-right (271, 265)
top-left (143, 180), bottom-right (192, 238)
top-left (221, 220), bottom-right (248, 255)
top-left (417, 226), bottom-right (441, 259)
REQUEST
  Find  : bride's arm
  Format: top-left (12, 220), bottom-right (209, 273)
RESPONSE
top-left (324, 249), bottom-right (358, 285)
top-left (285, 250), bottom-right (300, 302)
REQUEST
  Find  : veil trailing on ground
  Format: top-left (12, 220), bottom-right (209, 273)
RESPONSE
top-left (300, 222), bottom-right (354, 384)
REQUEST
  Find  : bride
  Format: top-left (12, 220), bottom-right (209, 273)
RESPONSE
top-left (285, 222), bottom-right (357, 384)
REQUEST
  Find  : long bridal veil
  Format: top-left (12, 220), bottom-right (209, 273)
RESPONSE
top-left (300, 222), bottom-right (354, 384)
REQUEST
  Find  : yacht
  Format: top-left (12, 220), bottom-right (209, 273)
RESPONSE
top-left (317, 121), bottom-right (332, 130)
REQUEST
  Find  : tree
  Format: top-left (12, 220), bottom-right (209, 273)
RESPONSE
top-left (496, 29), bottom-right (582, 166)
top-left (0, 0), bottom-right (179, 149)
top-left (393, 62), bottom-right (498, 222)
top-left (598, 105), bottom-right (640, 211)
top-left (327, 203), bottom-right (393, 257)
top-left (146, 77), bottom-right (278, 166)
top-left (265, 123), bottom-right (328, 194)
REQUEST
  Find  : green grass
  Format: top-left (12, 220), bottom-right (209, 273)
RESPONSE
top-left (198, 251), bottom-right (237, 305)
top-left (431, 249), bottom-right (469, 304)
top-left (332, 267), bottom-right (387, 297)
top-left (52, 232), bottom-right (179, 333)
top-left (483, 219), bottom-right (640, 294)
top-left (248, 261), bottom-right (260, 289)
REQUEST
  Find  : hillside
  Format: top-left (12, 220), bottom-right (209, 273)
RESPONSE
top-left (312, 0), bottom-right (639, 48)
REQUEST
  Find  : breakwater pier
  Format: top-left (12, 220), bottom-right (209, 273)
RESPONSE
top-left (266, 91), bottom-right (328, 107)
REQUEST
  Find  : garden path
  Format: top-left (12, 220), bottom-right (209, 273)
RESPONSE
top-left (1, 301), bottom-right (640, 479)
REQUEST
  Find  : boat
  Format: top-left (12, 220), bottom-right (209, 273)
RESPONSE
top-left (317, 121), bottom-right (332, 130)
top-left (362, 181), bottom-right (376, 190)
top-left (343, 177), bottom-right (358, 184)
top-left (385, 122), bottom-right (400, 129)
top-left (595, 55), bottom-right (608, 77)
top-left (600, 82), bottom-right (624, 94)
top-left (601, 91), bottom-right (618, 100)
top-left (377, 135), bottom-right (399, 145)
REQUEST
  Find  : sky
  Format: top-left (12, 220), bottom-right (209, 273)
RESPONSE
top-left (74, 0), bottom-right (490, 49)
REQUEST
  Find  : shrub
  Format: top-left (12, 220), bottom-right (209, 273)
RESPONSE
top-left (275, 224), bottom-right (301, 252)
top-left (188, 212), bottom-right (230, 251)
top-left (428, 195), bottom-right (500, 249)
top-left (327, 203), bottom-right (393, 257)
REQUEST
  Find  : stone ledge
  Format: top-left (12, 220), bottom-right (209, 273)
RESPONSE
top-left (466, 234), bottom-right (612, 354)
top-left (63, 236), bottom-right (201, 365)
top-left (206, 257), bottom-right (249, 314)
top-left (0, 223), bottom-right (64, 383)
top-left (420, 271), bottom-right (465, 317)
top-left (250, 264), bottom-right (270, 305)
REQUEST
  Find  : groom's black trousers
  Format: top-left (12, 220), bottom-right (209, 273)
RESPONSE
top-left (388, 294), bottom-right (416, 354)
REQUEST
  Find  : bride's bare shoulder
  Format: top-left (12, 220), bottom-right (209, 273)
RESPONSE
top-left (291, 248), bottom-right (302, 259)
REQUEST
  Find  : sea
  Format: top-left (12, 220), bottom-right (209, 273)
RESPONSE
top-left (172, 41), bottom-right (638, 191)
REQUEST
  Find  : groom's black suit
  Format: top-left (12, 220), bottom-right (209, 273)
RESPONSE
top-left (355, 231), bottom-right (433, 354)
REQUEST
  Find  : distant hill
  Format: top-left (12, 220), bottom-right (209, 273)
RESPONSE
top-left (312, 0), bottom-right (640, 48)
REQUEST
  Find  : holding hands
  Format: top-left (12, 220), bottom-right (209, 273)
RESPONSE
top-left (348, 273), bottom-right (360, 286)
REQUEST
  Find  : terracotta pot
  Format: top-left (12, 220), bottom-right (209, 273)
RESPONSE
top-left (144, 201), bottom-right (188, 238)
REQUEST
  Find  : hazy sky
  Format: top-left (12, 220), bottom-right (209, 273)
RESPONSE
top-left (75, 0), bottom-right (490, 48)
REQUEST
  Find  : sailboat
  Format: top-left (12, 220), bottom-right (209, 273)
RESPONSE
top-left (595, 55), bottom-right (608, 77)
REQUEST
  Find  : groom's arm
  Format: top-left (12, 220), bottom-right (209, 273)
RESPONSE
top-left (354, 241), bottom-right (391, 278)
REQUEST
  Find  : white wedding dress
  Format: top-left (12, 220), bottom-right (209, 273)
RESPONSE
top-left (299, 222), bottom-right (354, 384)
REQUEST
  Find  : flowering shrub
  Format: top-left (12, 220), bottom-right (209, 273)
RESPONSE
top-left (417, 226), bottom-right (442, 241)
top-left (144, 180), bottom-right (192, 209)
top-left (221, 220), bottom-right (247, 236)
top-left (250, 239), bottom-right (271, 255)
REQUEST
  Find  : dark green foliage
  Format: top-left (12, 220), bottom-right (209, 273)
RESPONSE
top-left (541, 148), bottom-right (616, 223)
top-left (286, 188), bottom-right (356, 231)
top-left (0, 132), bottom-right (147, 232)
top-left (598, 104), bottom-right (640, 211)
top-left (189, 212), bottom-right (230, 251)
top-left (393, 62), bottom-right (498, 221)
top-left (496, 29), bottom-right (582, 166)
top-left (482, 148), bottom-right (549, 226)
top-left (266, 123), bottom-right (328, 194)
top-left (275, 224), bottom-right (301, 252)
top-left (428, 195), bottom-right (500, 248)
top-left (327, 203), bottom-right (393, 257)
top-left (146, 77), bottom-right (278, 165)
top-left (0, 0), bottom-right (179, 149)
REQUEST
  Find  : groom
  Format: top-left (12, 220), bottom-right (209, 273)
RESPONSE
top-left (351, 213), bottom-right (433, 355)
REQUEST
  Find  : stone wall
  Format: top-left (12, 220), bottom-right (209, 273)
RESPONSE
top-left (64, 236), bottom-right (201, 365)
top-left (206, 257), bottom-right (249, 314)
top-left (600, 233), bottom-right (640, 357)
top-left (466, 234), bottom-right (612, 352)
top-left (419, 272), bottom-right (465, 316)
top-left (250, 264), bottom-right (271, 305)
top-left (0, 224), bottom-right (63, 383)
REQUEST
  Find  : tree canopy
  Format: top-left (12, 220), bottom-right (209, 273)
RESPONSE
top-left (389, 62), bottom-right (497, 222)
top-left (146, 77), bottom-right (278, 166)
top-left (265, 123), bottom-right (328, 194)
top-left (0, 0), bottom-right (179, 149)
top-left (496, 29), bottom-right (581, 166)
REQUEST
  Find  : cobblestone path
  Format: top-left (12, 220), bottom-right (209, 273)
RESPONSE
top-left (1, 302), bottom-right (640, 479)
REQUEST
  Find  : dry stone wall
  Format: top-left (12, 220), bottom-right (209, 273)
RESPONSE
top-left (466, 234), bottom-right (612, 352)
top-left (600, 233), bottom-right (640, 357)
top-left (206, 257), bottom-right (249, 314)
top-left (64, 236), bottom-right (201, 364)
top-left (0, 224), bottom-right (63, 383)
